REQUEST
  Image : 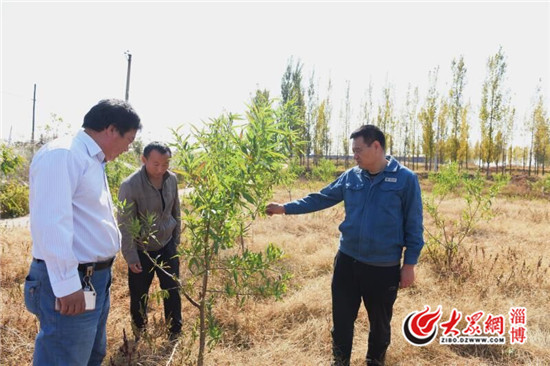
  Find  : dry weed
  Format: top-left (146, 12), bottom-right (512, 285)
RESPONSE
top-left (1, 180), bottom-right (549, 365)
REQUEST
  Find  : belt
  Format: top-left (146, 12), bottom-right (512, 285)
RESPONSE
top-left (33, 257), bottom-right (115, 272)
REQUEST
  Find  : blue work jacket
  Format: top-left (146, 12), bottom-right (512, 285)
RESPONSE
top-left (284, 156), bottom-right (424, 265)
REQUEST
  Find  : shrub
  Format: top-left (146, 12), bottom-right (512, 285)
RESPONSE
top-left (0, 144), bottom-right (28, 218)
top-left (287, 157), bottom-right (306, 178)
top-left (311, 158), bottom-right (337, 182)
top-left (0, 181), bottom-right (29, 218)
top-left (532, 174), bottom-right (550, 196)
top-left (423, 163), bottom-right (509, 275)
top-left (1, 144), bottom-right (24, 177)
top-left (280, 158), bottom-right (305, 201)
top-left (105, 151), bottom-right (140, 203)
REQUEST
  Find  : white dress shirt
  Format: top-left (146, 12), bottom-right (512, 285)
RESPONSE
top-left (30, 130), bottom-right (120, 297)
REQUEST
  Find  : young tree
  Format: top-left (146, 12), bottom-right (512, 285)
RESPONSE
top-left (170, 98), bottom-right (295, 365)
top-left (37, 113), bottom-right (71, 146)
top-left (423, 163), bottom-right (509, 272)
top-left (513, 145), bottom-right (527, 172)
top-left (448, 56), bottom-right (467, 163)
top-left (305, 70), bottom-right (319, 169)
top-left (419, 67), bottom-right (439, 171)
top-left (403, 85), bottom-right (419, 167)
top-left (522, 146), bottom-right (529, 173)
top-left (435, 97), bottom-right (448, 171)
top-left (507, 145), bottom-right (514, 174)
top-left (252, 88), bottom-right (270, 106)
top-left (479, 47), bottom-right (509, 177)
top-left (325, 75), bottom-right (334, 158)
top-left (281, 57), bottom-right (307, 161)
top-left (279, 97), bottom-right (306, 163)
top-left (501, 106), bottom-right (515, 173)
top-left (313, 100), bottom-right (329, 163)
top-left (493, 130), bottom-right (504, 172)
top-left (360, 79), bottom-right (375, 127)
top-left (528, 109), bottom-right (536, 175)
top-left (411, 87), bottom-right (421, 170)
top-left (457, 103), bottom-right (470, 170)
top-left (377, 81), bottom-right (396, 155)
top-left (341, 80), bottom-right (352, 168)
top-left (281, 59), bottom-right (293, 105)
top-left (473, 140), bottom-right (482, 169)
top-left (532, 84), bottom-right (549, 175)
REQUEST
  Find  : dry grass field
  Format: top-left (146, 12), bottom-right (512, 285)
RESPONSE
top-left (1, 177), bottom-right (549, 365)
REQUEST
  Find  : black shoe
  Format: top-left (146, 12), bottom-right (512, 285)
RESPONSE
top-left (366, 356), bottom-right (385, 366)
top-left (133, 327), bottom-right (146, 342)
top-left (168, 331), bottom-right (181, 342)
top-left (331, 358), bottom-right (350, 366)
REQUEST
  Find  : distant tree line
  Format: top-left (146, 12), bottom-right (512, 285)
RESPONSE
top-left (276, 47), bottom-right (549, 176)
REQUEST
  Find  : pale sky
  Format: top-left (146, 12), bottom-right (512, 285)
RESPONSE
top-left (2, 1), bottom-right (549, 148)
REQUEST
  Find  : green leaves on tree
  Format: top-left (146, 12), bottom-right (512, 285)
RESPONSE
top-left (171, 96), bottom-right (297, 366)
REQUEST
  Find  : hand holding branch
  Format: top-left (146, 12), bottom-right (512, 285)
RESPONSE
top-left (265, 203), bottom-right (285, 216)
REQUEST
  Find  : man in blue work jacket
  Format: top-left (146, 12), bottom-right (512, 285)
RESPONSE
top-left (266, 124), bottom-right (424, 366)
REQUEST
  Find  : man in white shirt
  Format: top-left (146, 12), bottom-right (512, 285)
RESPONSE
top-left (24, 99), bottom-right (141, 366)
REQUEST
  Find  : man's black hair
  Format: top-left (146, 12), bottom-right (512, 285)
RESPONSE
top-left (143, 141), bottom-right (172, 158)
top-left (350, 124), bottom-right (386, 150)
top-left (82, 99), bottom-right (142, 135)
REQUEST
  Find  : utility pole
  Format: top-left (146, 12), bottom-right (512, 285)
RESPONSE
top-left (32, 83), bottom-right (37, 146)
top-left (124, 51), bottom-right (132, 102)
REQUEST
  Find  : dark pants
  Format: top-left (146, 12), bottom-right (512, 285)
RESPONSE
top-left (128, 240), bottom-right (182, 334)
top-left (331, 251), bottom-right (400, 366)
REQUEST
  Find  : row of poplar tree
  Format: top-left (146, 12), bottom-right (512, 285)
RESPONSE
top-left (275, 47), bottom-right (549, 176)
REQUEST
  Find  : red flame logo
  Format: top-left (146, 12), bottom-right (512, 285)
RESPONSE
top-left (402, 305), bottom-right (442, 346)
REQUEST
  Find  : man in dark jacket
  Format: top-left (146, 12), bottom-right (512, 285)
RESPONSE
top-left (266, 125), bottom-right (424, 366)
top-left (118, 141), bottom-right (182, 340)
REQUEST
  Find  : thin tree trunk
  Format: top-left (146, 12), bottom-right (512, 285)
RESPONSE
top-left (197, 222), bottom-right (211, 366)
top-left (543, 149), bottom-right (546, 175)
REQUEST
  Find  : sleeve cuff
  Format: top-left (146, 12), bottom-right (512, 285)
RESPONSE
top-left (51, 271), bottom-right (82, 298)
top-left (283, 203), bottom-right (297, 215)
top-left (403, 254), bottom-right (419, 265)
top-left (122, 249), bottom-right (140, 265)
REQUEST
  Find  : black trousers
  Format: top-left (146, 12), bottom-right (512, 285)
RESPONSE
top-left (128, 240), bottom-right (182, 334)
top-left (331, 251), bottom-right (400, 366)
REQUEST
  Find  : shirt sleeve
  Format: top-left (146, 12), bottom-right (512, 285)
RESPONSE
top-left (30, 149), bottom-right (81, 298)
top-left (117, 181), bottom-right (140, 265)
top-left (284, 173), bottom-right (345, 215)
top-left (402, 173), bottom-right (424, 265)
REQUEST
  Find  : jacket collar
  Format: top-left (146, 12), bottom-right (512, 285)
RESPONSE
top-left (384, 155), bottom-right (399, 173)
top-left (355, 155), bottom-right (399, 176)
top-left (140, 164), bottom-right (170, 187)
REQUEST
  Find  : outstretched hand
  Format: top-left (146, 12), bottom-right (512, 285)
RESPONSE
top-left (265, 203), bottom-right (285, 216)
